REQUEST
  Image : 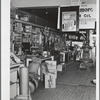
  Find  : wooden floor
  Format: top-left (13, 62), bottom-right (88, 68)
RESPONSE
top-left (31, 61), bottom-right (96, 100)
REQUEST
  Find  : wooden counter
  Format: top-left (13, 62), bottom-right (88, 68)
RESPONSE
top-left (25, 55), bottom-right (51, 67)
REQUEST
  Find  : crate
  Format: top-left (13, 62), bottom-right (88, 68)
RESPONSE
top-left (48, 69), bottom-right (57, 78)
top-left (57, 63), bottom-right (66, 71)
top-left (43, 73), bottom-right (56, 88)
top-left (45, 61), bottom-right (57, 70)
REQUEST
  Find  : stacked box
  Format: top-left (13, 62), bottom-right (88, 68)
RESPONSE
top-left (48, 69), bottom-right (57, 78)
top-left (15, 23), bottom-right (23, 32)
top-left (45, 61), bottom-right (57, 78)
top-left (44, 61), bottom-right (57, 88)
top-left (45, 61), bottom-right (57, 70)
top-left (57, 64), bottom-right (63, 71)
top-left (57, 63), bottom-right (66, 71)
top-left (25, 26), bottom-right (32, 32)
top-left (43, 73), bottom-right (56, 88)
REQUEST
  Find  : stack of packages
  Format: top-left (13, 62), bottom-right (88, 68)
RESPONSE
top-left (43, 61), bottom-right (57, 89)
top-left (20, 16), bottom-right (29, 22)
top-left (25, 26), bottom-right (32, 33)
top-left (15, 23), bottom-right (23, 33)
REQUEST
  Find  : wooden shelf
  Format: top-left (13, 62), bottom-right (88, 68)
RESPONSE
top-left (10, 63), bottom-right (22, 69)
top-left (13, 19), bottom-right (59, 33)
top-left (14, 19), bottom-right (44, 29)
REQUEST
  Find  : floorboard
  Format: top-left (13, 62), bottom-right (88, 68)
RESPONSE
top-left (31, 61), bottom-right (96, 100)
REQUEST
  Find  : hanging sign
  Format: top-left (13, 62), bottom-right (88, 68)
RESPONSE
top-left (79, 4), bottom-right (96, 29)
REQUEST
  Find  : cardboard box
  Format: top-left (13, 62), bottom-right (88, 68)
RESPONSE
top-left (57, 63), bottom-right (66, 71)
top-left (57, 64), bottom-right (63, 71)
top-left (45, 61), bottom-right (57, 78)
top-left (43, 73), bottom-right (56, 88)
top-left (48, 69), bottom-right (57, 78)
top-left (45, 61), bottom-right (57, 70)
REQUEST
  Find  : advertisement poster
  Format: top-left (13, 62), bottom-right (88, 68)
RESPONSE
top-left (60, 6), bottom-right (79, 32)
top-left (62, 11), bottom-right (77, 31)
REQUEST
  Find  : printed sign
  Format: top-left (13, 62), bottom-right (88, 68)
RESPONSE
top-left (79, 4), bottom-right (96, 29)
top-left (60, 6), bottom-right (79, 32)
top-left (62, 11), bottom-right (77, 31)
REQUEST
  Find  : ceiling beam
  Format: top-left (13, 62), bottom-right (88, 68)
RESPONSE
top-left (11, 0), bottom-right (96, 8)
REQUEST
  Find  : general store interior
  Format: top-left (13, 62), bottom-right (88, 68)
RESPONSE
top-left (10, 0), bottom-right (97, 100)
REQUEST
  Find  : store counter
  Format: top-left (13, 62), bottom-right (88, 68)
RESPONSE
top-left (25, 55), bottom-right (52, 67)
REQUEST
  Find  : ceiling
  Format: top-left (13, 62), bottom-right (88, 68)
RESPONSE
top-left (18, 7), bottom-right (58, 29)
